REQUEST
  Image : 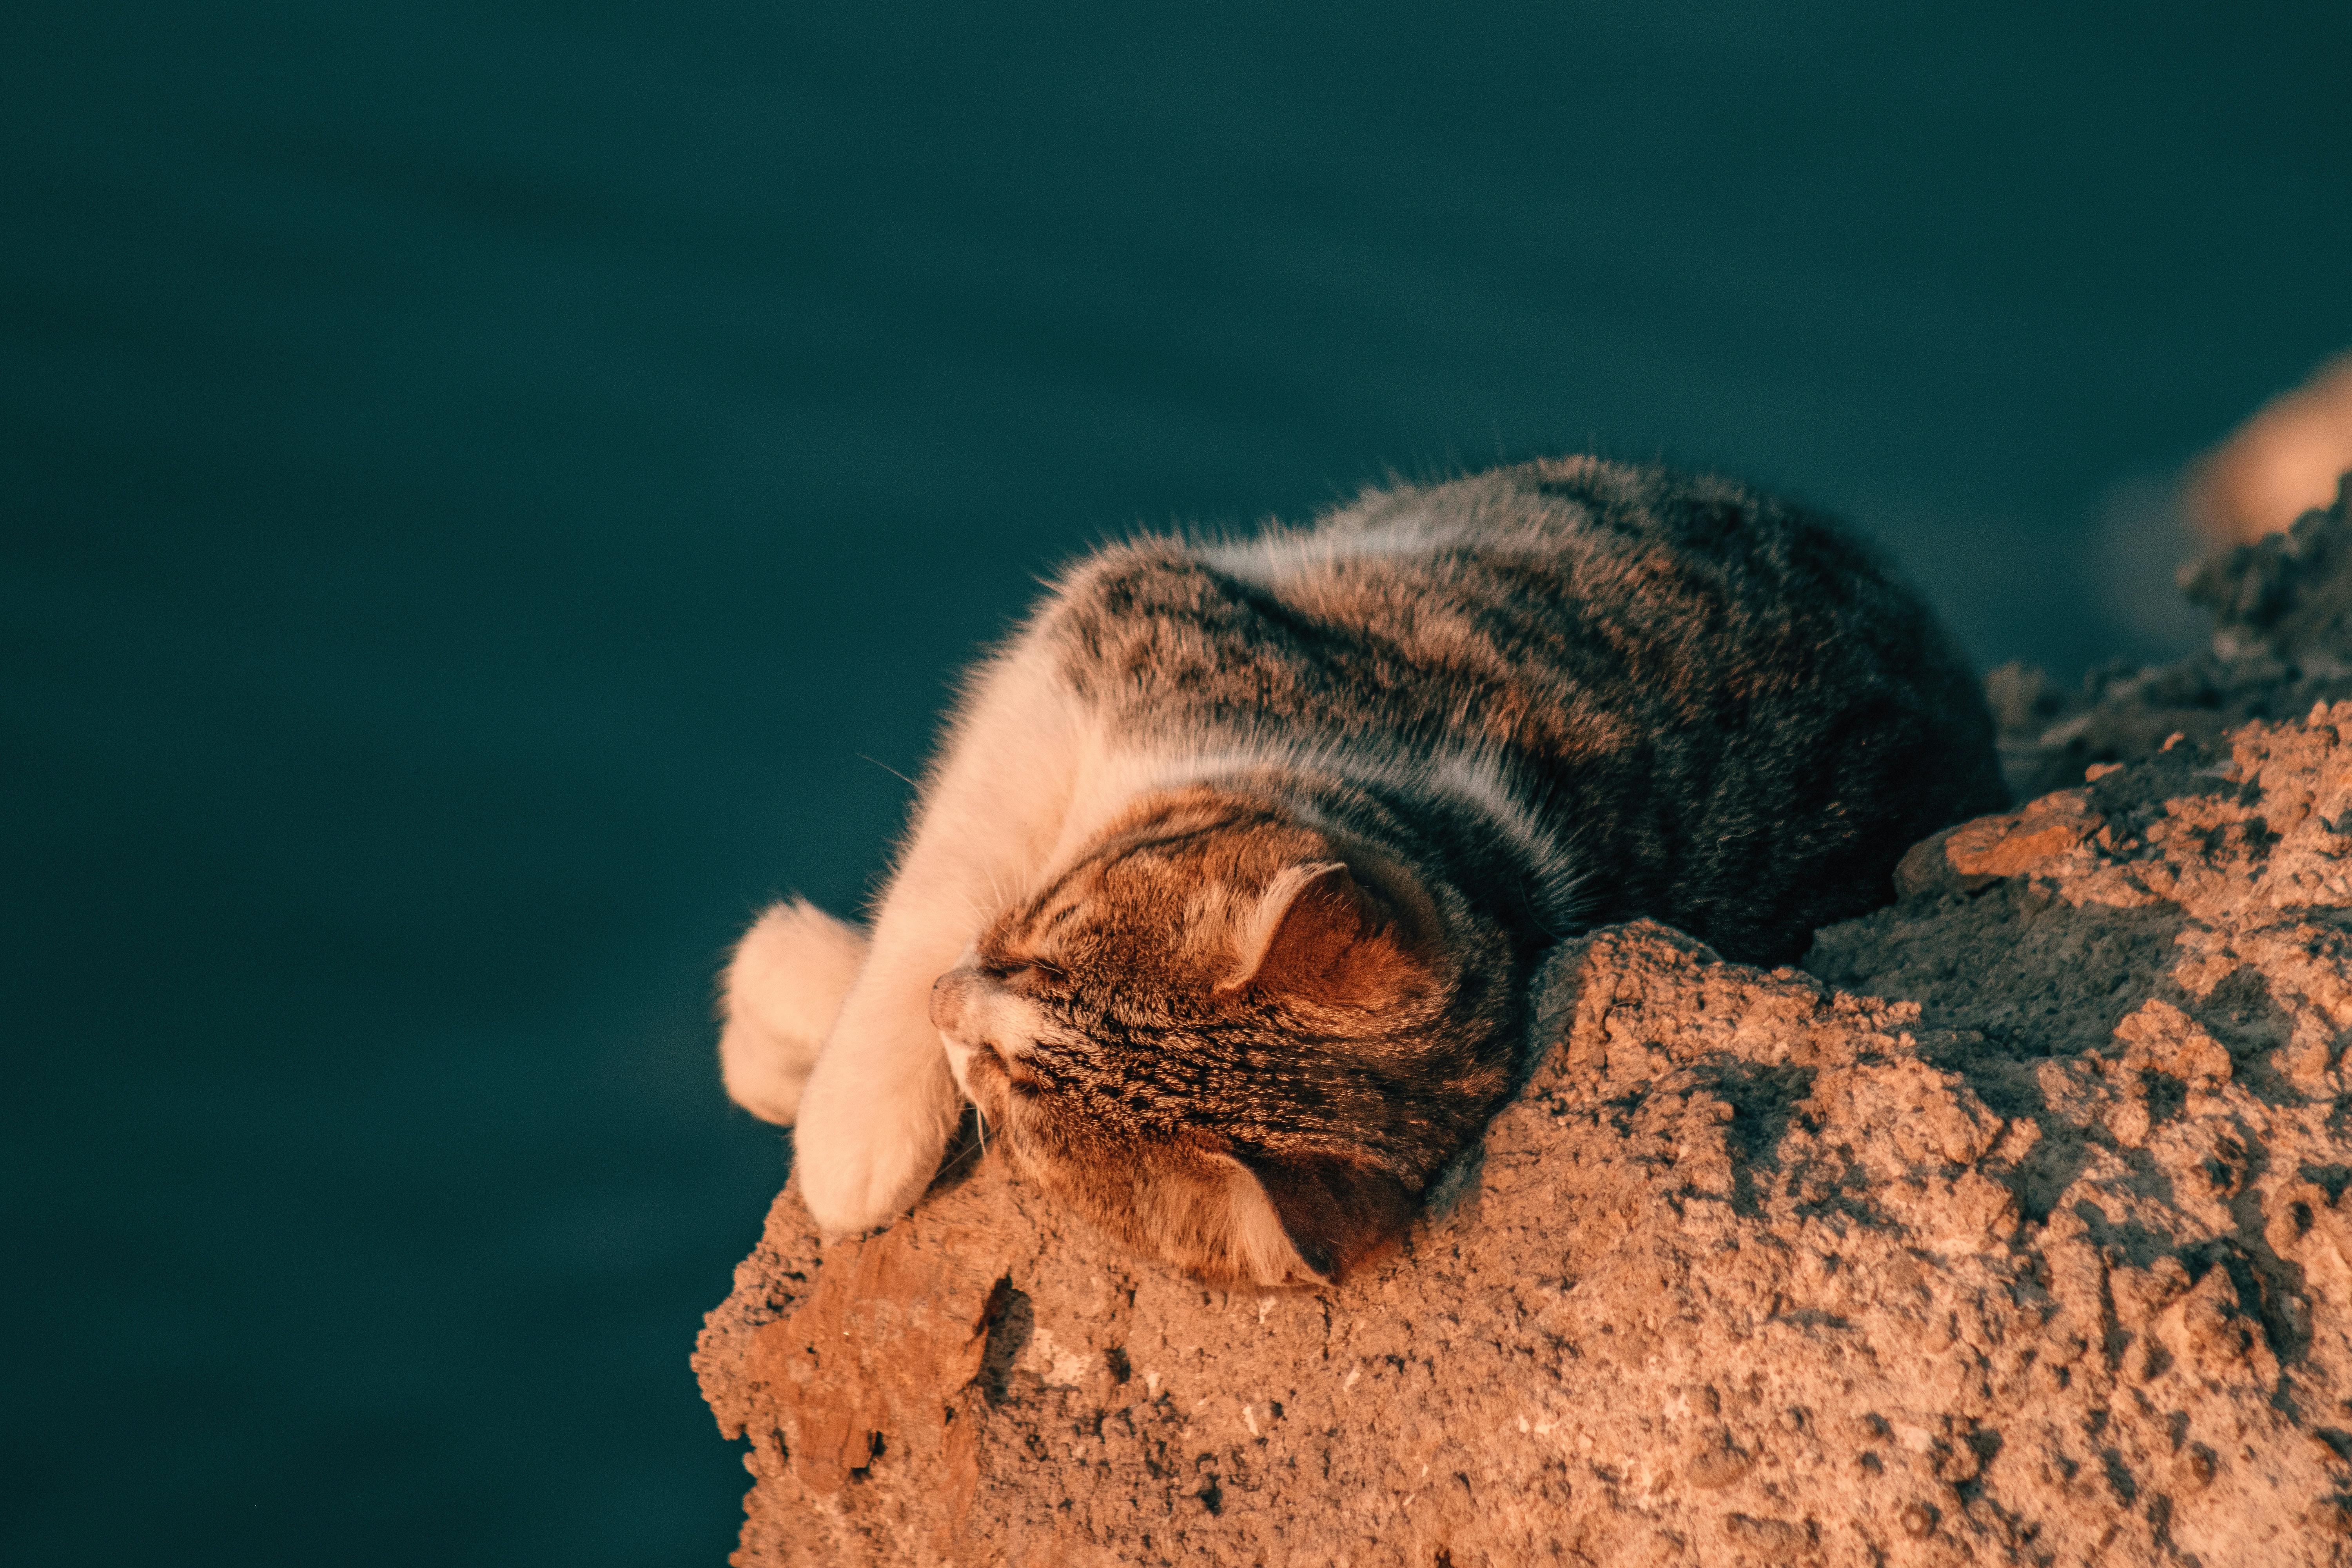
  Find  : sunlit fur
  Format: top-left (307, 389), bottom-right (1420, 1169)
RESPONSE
top-left (718, 899), bottom-right (865, 1126)
top-left (724, 457), bottom-right (2006, 1282)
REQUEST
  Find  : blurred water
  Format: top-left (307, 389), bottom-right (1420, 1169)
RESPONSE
top-left (4, 2), bottom-right (2347, 1562)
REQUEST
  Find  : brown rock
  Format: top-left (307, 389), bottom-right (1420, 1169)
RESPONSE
top-left (1995, 473), bottom-right (2352, 802)
top-left (701, 841), bottom-right (2352, 1564)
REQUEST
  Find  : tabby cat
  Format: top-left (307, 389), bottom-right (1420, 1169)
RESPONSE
top-left (719, 458), bottom-right (2004, 1285)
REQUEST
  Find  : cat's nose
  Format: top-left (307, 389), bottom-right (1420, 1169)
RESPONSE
top-left (929, 970), bottom-right (970, 1032)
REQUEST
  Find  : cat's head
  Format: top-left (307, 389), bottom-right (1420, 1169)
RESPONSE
top-left (931, 785), bottom-right (1518, 1287)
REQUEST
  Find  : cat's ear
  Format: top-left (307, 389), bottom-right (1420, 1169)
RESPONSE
top-left (1215, 1146), bottom-right (1416, 1285)
top-left (1220, 860), bottom-right (1427, 1008)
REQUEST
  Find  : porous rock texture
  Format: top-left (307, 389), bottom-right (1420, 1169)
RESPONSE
top-left (697, 481), bottom-right (2352, 1566)
top-left (1994, 475), bottom-right (2352, 803)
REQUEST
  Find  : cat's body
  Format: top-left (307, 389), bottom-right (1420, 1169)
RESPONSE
top-left (722, 458), bottom-right (2005, 1284)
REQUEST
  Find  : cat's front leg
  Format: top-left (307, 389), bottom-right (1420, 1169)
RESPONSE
top-left (790, 906), bottom-right (971, 1235)
top-left (789, 637), bottom-right (1091, 1234)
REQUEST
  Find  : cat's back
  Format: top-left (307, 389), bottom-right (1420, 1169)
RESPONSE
top-left (1036, 457), bottom-right (2004, 961)
top-left (1049, 456), bottom-right (1974, 754)
top-left (1223, 456), bottom-right (1916, 667)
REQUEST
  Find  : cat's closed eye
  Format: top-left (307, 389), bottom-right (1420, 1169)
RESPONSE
top-left (979, 956), bottom-right (1063, 988)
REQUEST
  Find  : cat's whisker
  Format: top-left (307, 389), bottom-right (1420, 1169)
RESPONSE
top-left (853, 751), bottom-right (921, 789)
top-left (927, 1104), bottom-right (993, 1185)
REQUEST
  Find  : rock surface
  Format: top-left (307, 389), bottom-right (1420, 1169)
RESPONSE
top-left (1993, 475), bottom-right (2352, 803)
top-left (697, 483), bottom-right (2352, 1566)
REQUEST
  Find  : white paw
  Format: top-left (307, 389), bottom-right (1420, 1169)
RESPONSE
top-left (717, 900), bottom-right (866, 1125)
top-left (791, 1033), bottom-right (962, 1236)
top-left (717, 1010), bottom-right (818, 1126)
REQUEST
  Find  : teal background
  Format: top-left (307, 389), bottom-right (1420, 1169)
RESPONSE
top-left (5, 3), bottom-right (2348, 1563)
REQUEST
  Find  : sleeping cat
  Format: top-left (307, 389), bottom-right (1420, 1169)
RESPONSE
top-left (719, 457), bottom-right (2005, 1286)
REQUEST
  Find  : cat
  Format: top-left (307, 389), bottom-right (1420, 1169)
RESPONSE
top-left (719, 457), bottom-right (2006, 1286)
